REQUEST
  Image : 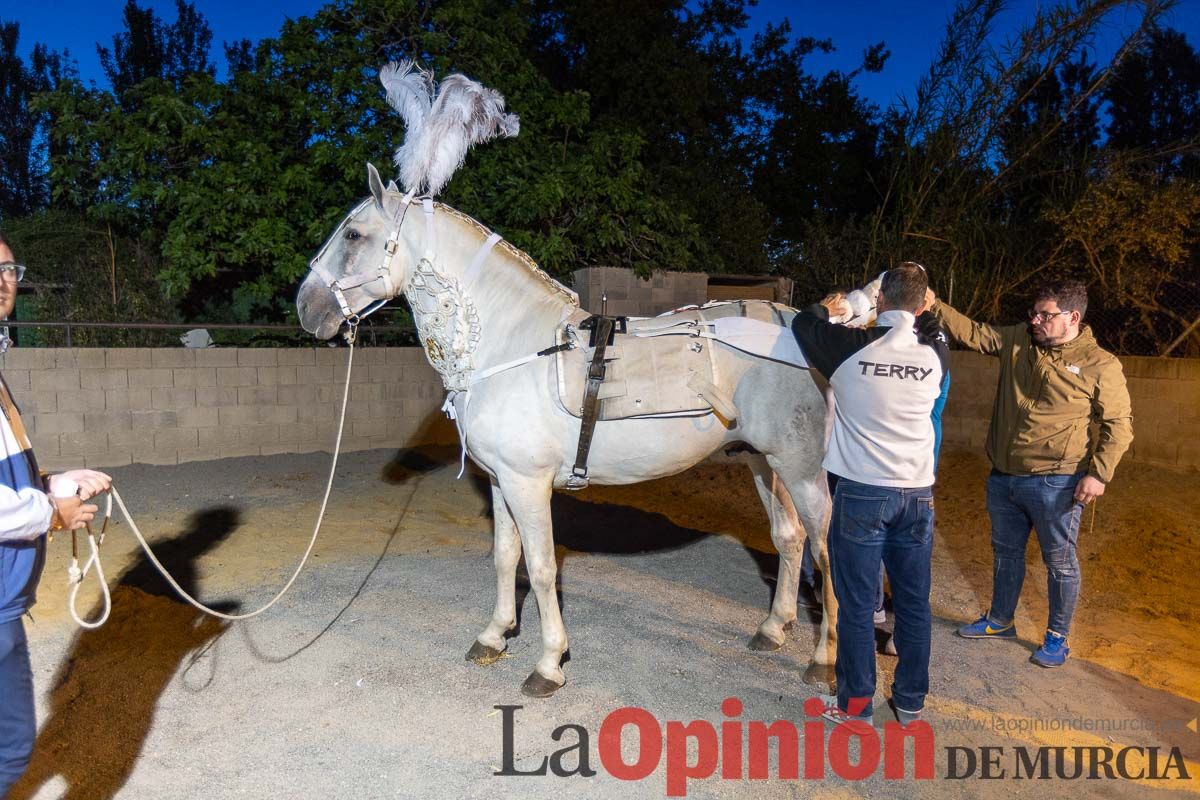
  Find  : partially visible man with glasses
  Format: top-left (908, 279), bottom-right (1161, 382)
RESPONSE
top-left (926, 278), bottom-right (1132, 668)
top-left (0, 232), bottom-right (111, 796)
top-left (0, 257), bottom-right (24, 347)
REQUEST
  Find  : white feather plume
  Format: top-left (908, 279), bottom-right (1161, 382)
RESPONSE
top-left (384, 64), bottom-right (520, 196)
top-left (380, 61), bottom-right (434, 192)
top-left (379, 60), bottom-right (433, 129)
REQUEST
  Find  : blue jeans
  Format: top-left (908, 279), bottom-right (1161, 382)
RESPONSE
top-left (0, 618), bottom-right (35, 796)
top-left (828, 478), bottom-right (934, 716)
top-left (801, 473), bottom-right (885, 613)
top-left (800, 543), bottom-right (886, 612)
top-left (985, 470), bottom-right (1084, 636)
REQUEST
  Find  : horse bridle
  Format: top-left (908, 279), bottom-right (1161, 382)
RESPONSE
top-left (308, 189), bottom-right (421, 325)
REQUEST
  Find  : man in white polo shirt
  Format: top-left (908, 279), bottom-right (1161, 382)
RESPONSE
top-left (792, 262), bottom-right (948, 727)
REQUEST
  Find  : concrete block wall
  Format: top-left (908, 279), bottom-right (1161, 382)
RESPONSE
top-left (941, 351), bottom-right (1200, 471)
top-left (6, 346), bottom-right (1196, 472)
top-left (0, 347), bottom-right (456, 471)
top-left (573, 267), bottom-right (709, 317)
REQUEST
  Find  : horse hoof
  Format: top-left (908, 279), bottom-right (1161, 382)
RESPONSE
top-left (803, 662), bottom-right (836, 692)
top-left (748, 631), bottom-right (783, 652)
top-left (521, 671), bottom-right (564, 698)
top-left (465, 641), bottom-right (505, 666)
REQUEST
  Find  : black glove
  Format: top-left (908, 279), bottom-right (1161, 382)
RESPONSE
top-left (915, 311), bottom-right (945, 344)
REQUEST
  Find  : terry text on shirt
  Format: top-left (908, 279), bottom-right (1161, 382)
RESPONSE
top-left (857, 361), bottom-right (934, 381)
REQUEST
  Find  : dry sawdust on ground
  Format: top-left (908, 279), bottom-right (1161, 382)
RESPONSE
top-left (575, 449), bottom-right (1200, 705)
top-left (12, 589), bottom-right (229, 800)
top-left (9, 446), bottom-right (1199, 799)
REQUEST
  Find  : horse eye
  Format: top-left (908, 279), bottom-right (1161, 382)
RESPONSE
top-left (345, 229), bottom-right (362, 241)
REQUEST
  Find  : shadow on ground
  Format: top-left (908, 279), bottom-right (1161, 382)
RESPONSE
top-left (11, 508), bottom-right (242, 800)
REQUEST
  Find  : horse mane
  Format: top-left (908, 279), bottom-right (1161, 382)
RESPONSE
top-left (380, 62), bottom-right (519, 197)
top-left (435, 203), bottom-right (579, 307)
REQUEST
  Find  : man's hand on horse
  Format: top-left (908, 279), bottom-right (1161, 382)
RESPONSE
top-left (820, 292), bottom-right (852, 321)
top-left (1074, 475), bottom-right (1105, 505)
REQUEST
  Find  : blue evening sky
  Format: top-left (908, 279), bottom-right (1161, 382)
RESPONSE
top-left (7, 1), bottom-right (1200, 110)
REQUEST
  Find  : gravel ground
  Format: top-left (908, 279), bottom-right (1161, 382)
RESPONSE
top-left (8, 447), bottom-right (1199, 800)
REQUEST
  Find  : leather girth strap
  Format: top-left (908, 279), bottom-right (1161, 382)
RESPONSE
top-left (565, 315), bottom-right (616, 490)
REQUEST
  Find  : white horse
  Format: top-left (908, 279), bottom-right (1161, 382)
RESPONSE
top-left (297, 166), bottom-right (841, 697)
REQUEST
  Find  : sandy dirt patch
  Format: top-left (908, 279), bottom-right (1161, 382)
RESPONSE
top-left (7, 446), bottom-right (1198, 799)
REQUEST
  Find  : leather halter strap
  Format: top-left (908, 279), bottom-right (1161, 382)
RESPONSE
top-left (310, 191), bottom-right (511, 327)
top-left (308, 190), bottom-right (417, 321)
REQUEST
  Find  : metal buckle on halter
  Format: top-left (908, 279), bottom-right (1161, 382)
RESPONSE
top-left (314, 192), bottom-right (416, 330)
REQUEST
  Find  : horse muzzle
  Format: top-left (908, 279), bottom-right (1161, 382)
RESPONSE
top-left (296, 277), bottom-right (345, 340)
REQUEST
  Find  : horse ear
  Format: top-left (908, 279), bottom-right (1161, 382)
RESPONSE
top-left (367, 163), bottom-right (386, 212)
top-left (386, 179), bottom-right (399, 193)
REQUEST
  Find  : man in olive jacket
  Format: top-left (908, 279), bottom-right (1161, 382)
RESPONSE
top-left (928, 278), bottom-right (1132, 667)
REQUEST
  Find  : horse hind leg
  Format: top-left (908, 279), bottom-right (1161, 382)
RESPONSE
top-left (770, 455), bottom-right (837, 691)
top-left (745, 455), bottom-right (803, 652)
top-left (497, 473), bottom-right (569, 698)
top-left (466, 479), bottom-right (522, 666)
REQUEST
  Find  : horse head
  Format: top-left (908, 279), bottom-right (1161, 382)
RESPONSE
top-left (297, 163), bottom-right (417, 340)
top-left (298, 62), bottom-right (520, 341)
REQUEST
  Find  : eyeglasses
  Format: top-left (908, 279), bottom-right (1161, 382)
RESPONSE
top-left (0, 262), bottom-right (25, 282)
top-left (1028, 309), bottom-right (1070, 323)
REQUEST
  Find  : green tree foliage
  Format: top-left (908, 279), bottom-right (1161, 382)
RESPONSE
top-left (98, 0), bottom-right (215, 101)
top-left (0, 21), bottom-right (68, 217)
top-left (1095, 24), bottom-right (1200, 353)
top-left (1105, 26), bottom-right (1200, 178)
top-left (836, 0), bottom-right (1176, 328)
top-left (3, 0), bottom-right (1199, 354)
top-left (36, 0), bottom-right (773, 324)
top-left (526, 1), bottom-right (890, 276)
top-left (1049, 157), bottom-right (1200, 354)
top-left (1000, 55), bottom-right (1102, 222)
top-left (2, 209), bottom-right (180, 346)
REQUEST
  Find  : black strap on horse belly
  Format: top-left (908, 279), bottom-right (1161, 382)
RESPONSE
top-left (566, 315), bottom-right (615, 490)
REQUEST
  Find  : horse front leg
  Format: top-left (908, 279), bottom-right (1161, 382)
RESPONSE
top-left (746, 456), bottom-right (801, 651)
top-left (499, 473), bottom-right (568, 698)
top-left (466, 479), bottom-right (522, 666)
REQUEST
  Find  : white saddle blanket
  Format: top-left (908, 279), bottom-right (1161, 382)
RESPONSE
top-left (554, 312), bottom-right (715, 420)
top-left (553, 301), bottom-right (807, 420)
top-left (705, 316), bottom-right (808, 368)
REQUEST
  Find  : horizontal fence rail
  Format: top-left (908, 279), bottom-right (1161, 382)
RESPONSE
top-left (2, 320), bottom-right (416, 347)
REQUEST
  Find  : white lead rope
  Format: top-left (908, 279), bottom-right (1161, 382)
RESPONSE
top-left (67, 510), bottom-right (111, 629)
top-left (67, 332), bottom-right (360, 628)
